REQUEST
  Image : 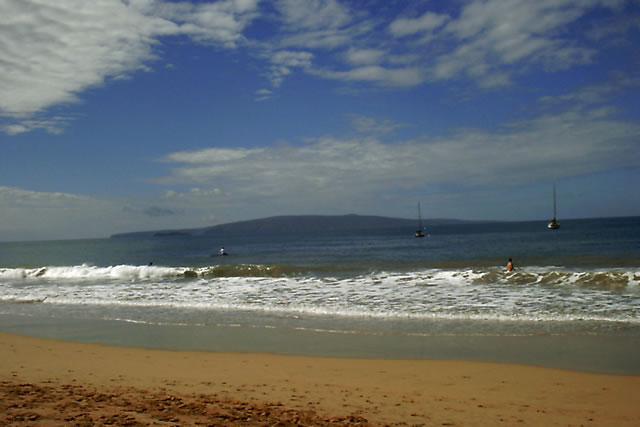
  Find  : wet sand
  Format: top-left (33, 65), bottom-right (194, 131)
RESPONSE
top-left (2, 332), bottom-right (639, 426)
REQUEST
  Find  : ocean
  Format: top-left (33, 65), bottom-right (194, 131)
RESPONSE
top-left (1, 217), bottom-right (639, 374)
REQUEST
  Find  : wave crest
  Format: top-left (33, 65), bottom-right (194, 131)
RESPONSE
top-left (0, 263), bottom-right (300, 281)
top-left (0, 264), bottom-right (638, 289)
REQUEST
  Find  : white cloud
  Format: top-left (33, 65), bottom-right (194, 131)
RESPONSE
top-left (276, 1), bottom-right (631, 90)
top-left (273, 0), bottom-right (374, 52)
top-left (271, 50), bottom-right (314, 67)
top-left (255, 88), bottom-right (274, 101)
top-left (427, 0), bottom-right (618, 85)
top-left (347, 114), bottom-right (407, 135)
top-left (0, 0), bottom-right (260, 132)
top-left (163, 187), bottom-right (223, 200)
top-left (152, 0), bottom-right (260, 47)
top-left (0, 186), bottom-right (87, 206)
top-left (388, 11), bottom-right (449, 37)
top-left (165, 147), bottom-right (265, 163)
top-left (344, 48), bottom-right (386, 66)
top-left (158, 107), bottom-right (640, 207)
top-left (539, 72), bottom-right (640, 106)
top-left (2, 124), bottom-right (29, 136)
top-left (266, 50), bottom-right (313, 87)
top-left (278, 27), bottom-right (358, 49)
top-left (1, 116), bottom-right (72, 135)
top-left (316, 65), bottom-right (424, 87)
top-left (1, 0), bottom-right (163, 117)
top-left (586, 11), bottom-right (640, 40)
top-left (276, 0), bottom-right (351, 30)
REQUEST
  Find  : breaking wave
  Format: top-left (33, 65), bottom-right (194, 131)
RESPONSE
top-left (1, 265), bottom-right (638, 326)
top-left (1, 264), bottom-right (638, 288)
top-left (0, 264), bottom-right (301, 281)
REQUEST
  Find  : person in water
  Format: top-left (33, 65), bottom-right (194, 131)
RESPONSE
top-left (219, 247), bottom-right (228, 256)
top-left (506, 258), bottom-right (514, 272)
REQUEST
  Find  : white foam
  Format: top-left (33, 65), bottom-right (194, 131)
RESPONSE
top-left (0, 264), bottom-right (191, 281)
top-left (1, 265), bottom-right (638, 325)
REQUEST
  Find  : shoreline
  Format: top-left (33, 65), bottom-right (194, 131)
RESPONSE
top-left (2, 313), bottom-right (640, 375)
top-left (2, 332), bottom-right (640, 426)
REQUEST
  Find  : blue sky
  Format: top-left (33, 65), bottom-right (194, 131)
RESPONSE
top-left (1, 0), bottom-right (639, 241)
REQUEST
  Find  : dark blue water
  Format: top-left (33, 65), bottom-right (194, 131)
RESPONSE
top-left (2, 217), bottom-right (638, 270)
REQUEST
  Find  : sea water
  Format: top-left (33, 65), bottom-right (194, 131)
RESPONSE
top-left (1, 217), bottom-right (639, 373)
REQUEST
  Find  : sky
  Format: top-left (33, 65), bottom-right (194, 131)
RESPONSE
top-left (1, 0), bottom-right (640, 241)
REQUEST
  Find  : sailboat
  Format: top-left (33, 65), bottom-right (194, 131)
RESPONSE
top-left (415, 202), bottom-right (425, 237)
top-left (547, 185), bottom-right (560, 229)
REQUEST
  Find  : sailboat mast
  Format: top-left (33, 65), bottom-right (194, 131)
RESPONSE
top-left (547, 184), bottom-right (560, 229)
top-left (553, 185), bottom-right (557, 220)
top-left (414, 202), bottom-right (426, 237)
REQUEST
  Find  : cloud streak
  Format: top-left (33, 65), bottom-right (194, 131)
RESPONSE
top-left (414, 0), bottom-right (628, 87)
top-left (0, 186), bottom-right (87, 206)
top-left (158, 106), bottom-right (640, 209)
top-left (0, 0), bottom-right (260, 131)
top-left (263, 0), bottom-right (637, 90)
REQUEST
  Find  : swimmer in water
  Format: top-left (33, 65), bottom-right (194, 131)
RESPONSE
top-left (506, 258), bottom-right (514, 272)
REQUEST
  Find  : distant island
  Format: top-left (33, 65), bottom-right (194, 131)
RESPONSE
top-left (110, 214), bottom-right (471, 239)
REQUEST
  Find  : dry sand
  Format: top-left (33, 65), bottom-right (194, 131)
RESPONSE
top-left (2, 332), bottom-right (639, 426)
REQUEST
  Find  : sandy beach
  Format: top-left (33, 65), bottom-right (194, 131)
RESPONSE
top-left (2, 332), bottom-right (639, 426)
